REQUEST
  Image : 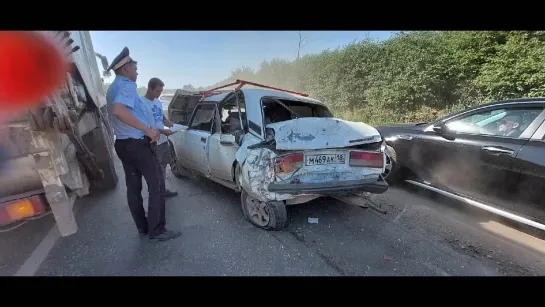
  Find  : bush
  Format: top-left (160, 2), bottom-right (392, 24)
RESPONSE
top-left (206, 31), bottom-right (545, 126)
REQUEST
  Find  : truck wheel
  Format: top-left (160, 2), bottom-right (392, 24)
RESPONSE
top-left (383, 145), bottom-right (403, 185)
top-left (240, 190), bottom-right (287, 230)
top-left (85, 115), bottom-right (118, 191)
top-left (99, 107), bottom-right (115, 146)
top-left (168, 140), bottom-right (192, 179)
top-left (96, 119), bottom-right (118, 190)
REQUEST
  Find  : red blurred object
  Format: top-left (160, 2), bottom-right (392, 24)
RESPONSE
top-left (0, 31), bottom-right (68, 113)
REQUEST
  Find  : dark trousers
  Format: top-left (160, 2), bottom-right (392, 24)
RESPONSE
top-left (114, 138), bottom-right (166, 237)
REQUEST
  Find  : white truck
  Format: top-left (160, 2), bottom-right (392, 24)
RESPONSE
top-left (0, 31), bottom-right (117, 237)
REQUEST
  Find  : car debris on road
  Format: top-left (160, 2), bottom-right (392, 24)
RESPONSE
top-left (307, 217), bottom-right (319, 224)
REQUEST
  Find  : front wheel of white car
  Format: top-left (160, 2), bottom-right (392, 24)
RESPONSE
top-left (240, 190), bottom-right (287, 230)
top-left (169, 140), bottom-right (192, 179)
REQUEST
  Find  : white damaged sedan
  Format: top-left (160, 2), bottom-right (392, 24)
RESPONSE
top-left (167, 81), bottom-right (388, 230)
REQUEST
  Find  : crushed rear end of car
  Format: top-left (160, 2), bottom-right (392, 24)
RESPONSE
top-left (267, 117), bottom-right (388, 196)
top-left (239, 117), bottom-right (389, 204)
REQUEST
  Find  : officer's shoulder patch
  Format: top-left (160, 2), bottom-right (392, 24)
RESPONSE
top-left (120, 87), bottom-right (131, 98)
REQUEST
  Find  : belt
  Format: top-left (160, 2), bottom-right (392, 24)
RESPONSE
top-left (116, 137), bottom-right (157, 153)
top-left (115, 136), bottom-right (148, 142)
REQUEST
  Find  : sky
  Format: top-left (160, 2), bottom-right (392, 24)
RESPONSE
top-left (90, 31), bottom-right (395, 89)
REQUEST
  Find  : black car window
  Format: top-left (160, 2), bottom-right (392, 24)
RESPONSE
top-left (445, 107), bottom-right (543, 138)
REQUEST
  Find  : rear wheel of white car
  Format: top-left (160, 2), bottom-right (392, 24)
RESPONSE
top-left (240, 190), bottom-right (287, 230)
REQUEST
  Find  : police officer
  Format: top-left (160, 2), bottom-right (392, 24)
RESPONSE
top-left (106, 47), bottom-right (181, 243)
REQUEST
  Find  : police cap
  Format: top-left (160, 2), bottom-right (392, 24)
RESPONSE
top-left (106, 47), bottom-right (138, 72)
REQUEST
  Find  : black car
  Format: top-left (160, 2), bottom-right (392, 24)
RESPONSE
top-left (376, 98), bottom-right (545, 231)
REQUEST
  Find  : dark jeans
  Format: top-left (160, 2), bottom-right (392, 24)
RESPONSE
top-left (115, 138), bottom-right (166, 237)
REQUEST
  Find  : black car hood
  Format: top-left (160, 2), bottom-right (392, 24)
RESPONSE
top-left (376, 123), bottom-right (429, 131)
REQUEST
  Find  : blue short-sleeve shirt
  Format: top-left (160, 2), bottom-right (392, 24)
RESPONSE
top-left (106, 76), bottom-right (154, 139)
top-left (141, 96), bottom-right (168, 145)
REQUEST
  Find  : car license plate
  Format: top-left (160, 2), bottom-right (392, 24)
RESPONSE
top-left (306, 154), bottom-right (346, 166)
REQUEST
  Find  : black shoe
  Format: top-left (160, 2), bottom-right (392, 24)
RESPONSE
top-left (138, 230), bottom-right (148, 236)
top-left (165, 189), bottom-right (178, 198)
top-left (149, 229), bottom-right (182, 243)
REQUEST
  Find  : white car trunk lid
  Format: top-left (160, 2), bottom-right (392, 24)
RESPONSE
top-left (266, 117), bottom-right (382, 150)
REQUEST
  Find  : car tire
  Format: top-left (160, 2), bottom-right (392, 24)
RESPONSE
top-left (383, 145), bottom-right (403, 185)
top-left (234, 163), bottom-right (242, 192)
top-left (240, 189), bottom-right (287, 231)
top-left (168, 140), bottom-right (192, 179)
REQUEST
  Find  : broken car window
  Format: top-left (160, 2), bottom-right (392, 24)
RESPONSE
top-left (262, 98), bottom-right (332, 125)
top-left (189, 104), bottom-right (216, 132)
top-left (220, 97), bottom-right (247, 134)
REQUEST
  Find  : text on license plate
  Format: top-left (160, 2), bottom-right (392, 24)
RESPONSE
top-left (306, 154), bottom-right (346, 166)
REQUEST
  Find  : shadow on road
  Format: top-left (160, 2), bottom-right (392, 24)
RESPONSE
top-left (0, 212), bottom-right (55, 276)
top-left (374, 183), bottom-right (545, 275)
top-left (2, 159), bottom-right (543, 276)
top-left (403, 183), bottom-right (545, 240)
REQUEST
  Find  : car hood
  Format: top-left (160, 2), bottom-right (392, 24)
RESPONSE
top-left (377, 123), bottom-right (428, 129)
top-left (376, 123), bottom-right (429, 134)
top-left (266, 117), bottom-right (382, 150)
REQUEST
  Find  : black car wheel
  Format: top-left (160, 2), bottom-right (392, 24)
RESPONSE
top-left (169, 140), bottom-right (192, 179)
top-left (240, 190), bottom-right (287, 230)
top-left (383, 145), bottom-right (403, 185)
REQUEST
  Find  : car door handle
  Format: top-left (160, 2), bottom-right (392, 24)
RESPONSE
top-left (481, 146), bottom-right (514, 155)
top-left (200, 137), bottom-right (206, 143)
top-left (220, 141), bottom-right (235, 146)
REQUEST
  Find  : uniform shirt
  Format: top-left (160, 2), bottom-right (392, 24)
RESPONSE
top-left (106, 76), bottom-right (154, 139)
top-left (141, 96), bottom-right (168, 145)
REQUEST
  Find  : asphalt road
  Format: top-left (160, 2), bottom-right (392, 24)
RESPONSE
top-left (1, 157), bottom-right (544, 276)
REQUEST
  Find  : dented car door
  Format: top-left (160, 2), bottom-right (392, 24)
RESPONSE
top-left (184, 103), bottom-right (216, 176)
top-left (208, 133), bottom-right (238, 182)
top-left (169, 122), bottom-right (189, 168)
top-left (208, 97), bottom-right (241, 182)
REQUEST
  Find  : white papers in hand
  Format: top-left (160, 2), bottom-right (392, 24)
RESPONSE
top-left (165, 124), bottom-right (187, 133)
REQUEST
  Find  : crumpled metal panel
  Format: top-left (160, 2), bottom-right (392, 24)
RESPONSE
top-left (266, 117), bottom-right (382, 150)
top-left (67, 31), bottom-right (107, 109)
top-left (237, 149), bottom-right (294, 202)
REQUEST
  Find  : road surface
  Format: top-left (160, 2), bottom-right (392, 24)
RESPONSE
top-left (1, 157), bottom-right (544, 276)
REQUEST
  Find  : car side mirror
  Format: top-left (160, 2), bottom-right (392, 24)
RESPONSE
top-left (433, 123), bottom-right (456, 139)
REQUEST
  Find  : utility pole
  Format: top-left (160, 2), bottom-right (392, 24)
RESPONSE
top-left (296, 31), bottom-right (307, 60)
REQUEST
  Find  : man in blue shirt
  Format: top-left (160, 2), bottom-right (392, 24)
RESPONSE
top-left (106, 47), bottom-right (181, 243)
top-left (141, 77), bottom-right (178, 198)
